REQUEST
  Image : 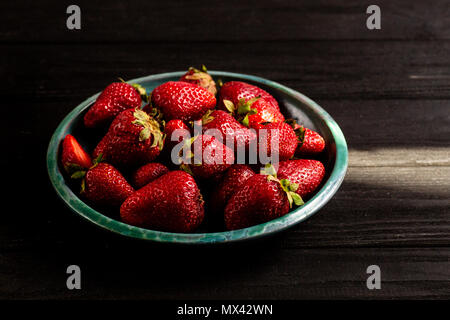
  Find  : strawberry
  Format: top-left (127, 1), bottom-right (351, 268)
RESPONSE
top-left (151, 81), bottom-right (216, 122)
top-left (162, 119), bottom-right (190, 162)
top-left (61, 134), bottom-right (92, 174)
top-left (179, 65), bottom-right (217, 95)
top-left (210, 165), bottom-right (255, 211)
top-left (132, 162), bottom-right (169, 189)
top-left (92, 134), bottom-right (108, 159)
top-left (286, 119), bottom-right (325, 155)
top-left (68, 155), bottom-right (134, 207)
top-left (120, 170), bottom-right (204, 232)
top-left (224, 166), bottom-right (302, 230)
top-left (277, 159), bottom-right (325, 198)
top-left (82, 162), bottom-right (135, 207)
top-left (297, 128), bottom-right (325, 155)
top-left (219, 81), bottom-right (279, 111)
top-left (142, 103), bottom-right (152, 115)
top-left (201, 110), bottom-right (257, 151)
top-left (221, 97), bottom-right (285, 129)
top-left (164, 119), bottom-right (190, 150)
top-left (180, 134), bottom-right (235, 179)
top-left (99, 108), bottom-right (164, 168)
top-left (257, 122), bottom-right (297, 162)
top-left (84, 81), bottom-right (147, 128)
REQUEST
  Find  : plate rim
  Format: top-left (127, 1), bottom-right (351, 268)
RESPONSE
top-left (47, 71), bottom-right (348, 244)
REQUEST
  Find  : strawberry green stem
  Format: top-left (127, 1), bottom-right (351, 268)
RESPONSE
top-left (262, 163), bottom-right (304, 208)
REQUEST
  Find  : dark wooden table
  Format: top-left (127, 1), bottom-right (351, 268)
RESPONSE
top-left (1, 0), bottom-right (449, 299)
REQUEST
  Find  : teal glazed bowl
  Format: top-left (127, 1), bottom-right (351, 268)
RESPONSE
top-left (47, 71), bottom-right (348, 244)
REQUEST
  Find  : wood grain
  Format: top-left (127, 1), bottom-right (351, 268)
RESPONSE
top-left (0, 0), bottom-right (449, 42)
top-left (2, 41), bottom-right (450, 102)
top-left (1, 247), bottom-right (449, 299)
top-left (1, 0), bottom-right (449, 300)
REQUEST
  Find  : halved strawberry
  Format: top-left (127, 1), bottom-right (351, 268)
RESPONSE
top-left (61, 134), bottom-right (92, 174)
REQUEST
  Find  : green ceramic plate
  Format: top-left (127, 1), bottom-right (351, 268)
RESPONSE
top-left (47, 71), bottom-right (348, 244)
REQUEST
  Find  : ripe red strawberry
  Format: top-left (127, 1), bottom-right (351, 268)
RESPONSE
top-left (82, 162), bottom-right (135, 207)
top-left (210, 165), bottom-right (255, 211)
top-left (181, 134), bottom-right (235, 179)
top-left (164, 119), bottom-right (190, 149)
top-left (297, 128), bottom-right (325, 155)
top-left (100, 108), bottom-right (164, 168)
top-left (201, 110), bottom-right (257, 150)
top-left (84, 81), bottom-right (147, 128)
top-left (179, 65), bottom-right (217, 95)
top-left (151, 81), bottom-right (216, 122)
top-left (92, 134), bottom-right (108, 159)
top-left (61, 134), bottom-right (92, 174)
top-left (257, 122), bottom-right (298, 162)
top-left (286, 119), bottom-right (325, 155)
top-left (219, 81), bottom-right (279, 111)
top-left (277, 159), bottom-right (325, 198)
top-left (224, 170), bottom-right (301, 230)
top-left (132, 162), bottom-right (169, 189)
top-left (120, 170), bottom-right (204, 232)
top-left (142, 103), bottom-right (152, 115)
top-left (221, 97), bottom-right (285, 129)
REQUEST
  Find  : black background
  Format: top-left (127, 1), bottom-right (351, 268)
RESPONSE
top-left (1, 0), bottom-right (449, 299)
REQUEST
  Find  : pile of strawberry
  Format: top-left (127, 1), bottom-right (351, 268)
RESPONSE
top-left (60, 66), bottom-right (326, 233)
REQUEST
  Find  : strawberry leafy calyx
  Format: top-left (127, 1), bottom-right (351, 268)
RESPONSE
top-left (261, 163), bottom-right (304, 208)
top-left (201, 110), bottom-right (215, 125)
top-left (236, 97), bottom-right (259, 127)
top-left (91, 153), bottom-right (103, 167)
top-left (70, 170), bottom-right (86, 179)
top-left (178, 135), bottom-right (200, 175)
top-left (131, 83), bottom-right (148, 103)
top-left (180, 163), bottom-right (194, 176)
top-left (132, 109), bottom-right (165, 150)
top-left (187, 64), bottom-right (208, 74)
top-left (279, 179), bottom-right (304, 208)
top-left (179, 136), bottom-right (198, 164)
top-left (222, 99), bottom-right (236, 114)
top-left (64, 163), bottom-right (84, 175)
top-left (146, 102), bottom-right (166, 129)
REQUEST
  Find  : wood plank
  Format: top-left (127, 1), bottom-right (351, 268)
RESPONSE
top-left (1, 0), bottom-right (449, 302)
top-left (322, 100), bottom-right (450, 149)
top-left (281, 166), bottom-right (450, 248)
top-left (0, 0), bottom-right (450, 42)
top-left (1, 247), bottom-right (448, 299)
top-left (2, 41), bottom-right (450, 101)
top-left (348, 148), bottom-right (450, 167)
